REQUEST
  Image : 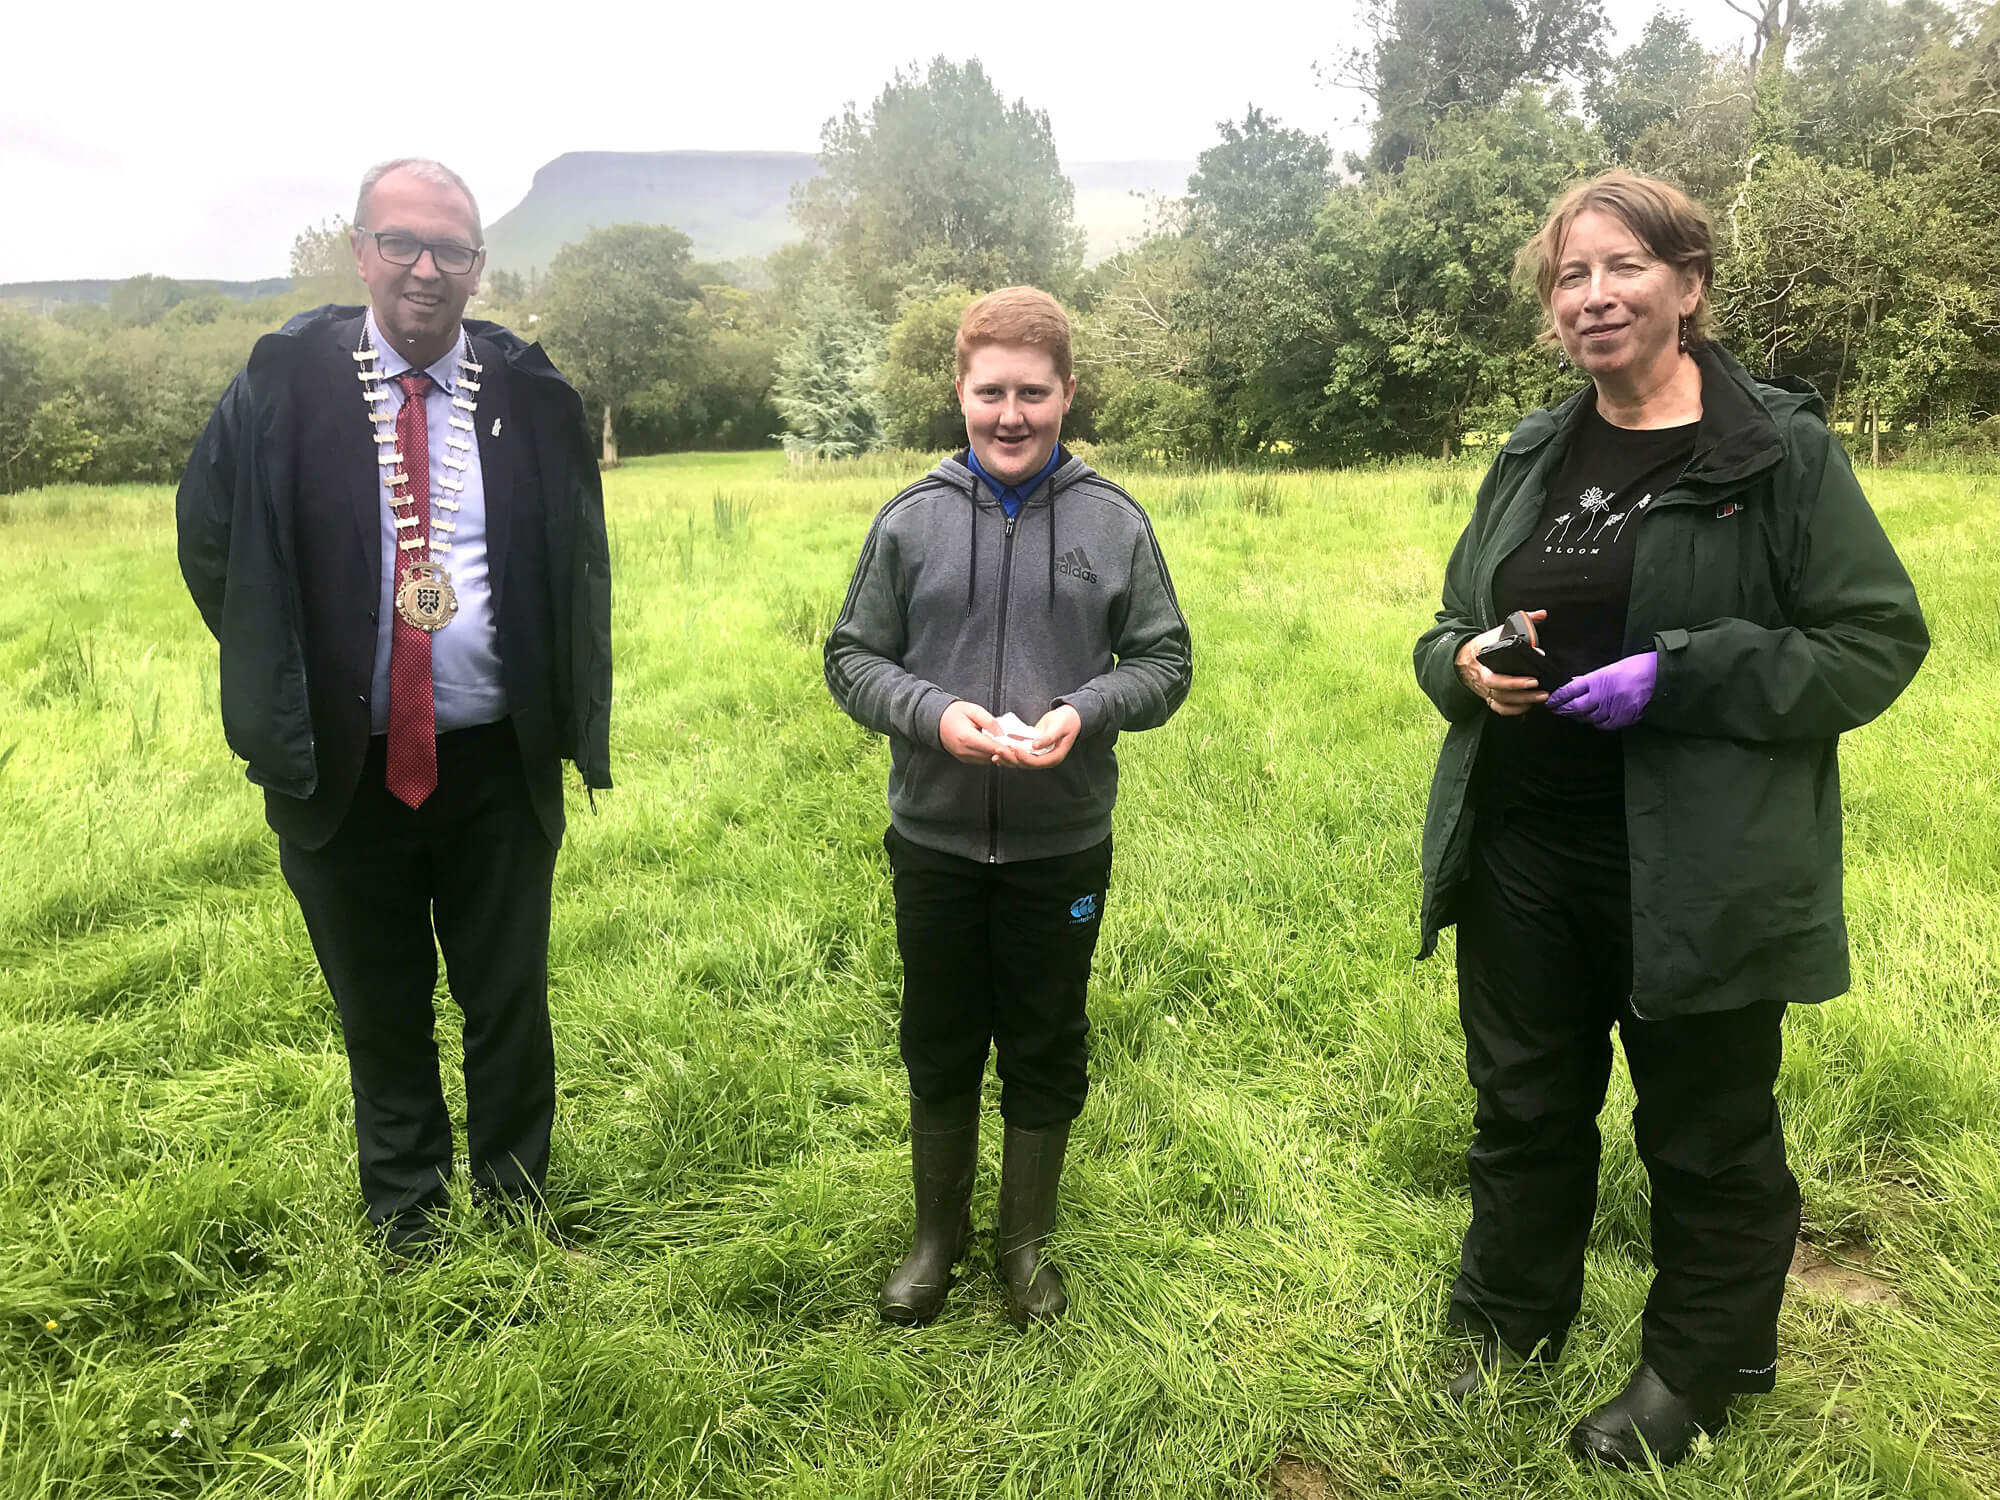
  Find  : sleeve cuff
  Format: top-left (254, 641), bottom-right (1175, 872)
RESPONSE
top-left (1439, 632), bottom-right (1486, 719)
top-left (919, 686), bottom-right (956, 750)
top-left (1054, 687), bottom-right (1108, 739)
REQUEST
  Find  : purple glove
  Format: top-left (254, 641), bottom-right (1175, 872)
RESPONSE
top-left (1546, 651), bottom-right (1658, 730)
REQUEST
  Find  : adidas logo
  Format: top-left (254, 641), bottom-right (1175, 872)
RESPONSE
top-left (1056, 546), bottom-right (1100, 583)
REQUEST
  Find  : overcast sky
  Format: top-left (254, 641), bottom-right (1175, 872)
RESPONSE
top-left (3, 0), bottom-right (1754, 284)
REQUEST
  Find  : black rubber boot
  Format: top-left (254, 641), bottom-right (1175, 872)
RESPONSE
top-left (1446, 1332), bottom-right (1533, 1405)
top-left (878, 1092), bottom-right (979, 1326)
top-left (1569, 1363), bottom-right (1734, 1468)
top-left (996, 1120), bottom-right (1071, 1328)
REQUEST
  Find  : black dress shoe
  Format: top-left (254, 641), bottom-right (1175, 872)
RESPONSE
top-left (1446, 1332), bottom-right (1531, 1405)
top-left (1569, 1363), bottom-right (1733, 1468)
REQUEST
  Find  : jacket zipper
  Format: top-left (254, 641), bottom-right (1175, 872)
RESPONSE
top-left (986, 512), bottom-right (1019, 863)
top-left (1621, 456), bottom-right (1701, 1022)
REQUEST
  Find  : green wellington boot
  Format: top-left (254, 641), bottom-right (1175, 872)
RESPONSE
top-left (996, 1121), bottom-right (1071, 1328)
top-left (878, 1092), bottom-right (980, 1325)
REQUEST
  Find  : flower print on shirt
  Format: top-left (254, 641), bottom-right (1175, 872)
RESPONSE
top-left (1607, 495), bottom-right (1652, 544)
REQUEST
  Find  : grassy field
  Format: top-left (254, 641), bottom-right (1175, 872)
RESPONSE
top-left (1, 451), bottom-right (1995, 1499)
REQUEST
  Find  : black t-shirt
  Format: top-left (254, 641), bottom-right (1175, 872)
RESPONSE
top-left (1481, 400), bottom-right (1698, 819)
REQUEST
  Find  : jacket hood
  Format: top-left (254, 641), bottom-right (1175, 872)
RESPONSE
top-left (1502, 344), bottom-right (1821, 490)
top-left (921, 447), bottom-right (1101, 617)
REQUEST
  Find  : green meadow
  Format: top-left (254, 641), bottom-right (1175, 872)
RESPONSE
top-left (1, 451), bottom-right (1995, 1498)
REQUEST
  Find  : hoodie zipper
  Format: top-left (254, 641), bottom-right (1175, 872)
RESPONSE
top-left (986, 511), bottom-right (1019, 863)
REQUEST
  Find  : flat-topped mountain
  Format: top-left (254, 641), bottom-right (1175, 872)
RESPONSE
top-left (484, 151), bottom-right (1194, 274)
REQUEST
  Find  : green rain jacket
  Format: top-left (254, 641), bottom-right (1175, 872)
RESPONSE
top-left (1413, 344), bottom-right (1929, 1019)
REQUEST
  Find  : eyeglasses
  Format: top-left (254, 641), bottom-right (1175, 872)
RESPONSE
top-left (359, 229), bottom-right (482, 275)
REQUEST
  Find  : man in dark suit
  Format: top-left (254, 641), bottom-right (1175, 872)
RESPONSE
top-left (177, 158), bottom-right (612, 1254)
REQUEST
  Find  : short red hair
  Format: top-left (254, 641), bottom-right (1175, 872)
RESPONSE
top-left (955, 286), bottom-right (1073, 384)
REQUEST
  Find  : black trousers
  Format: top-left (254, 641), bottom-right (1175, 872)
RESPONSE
top-left (279, 722), bottom-right (560, 1227)
top-left (884, 826), bottom-right (1112, 1129)
top-left (1449, 806), bottom-right (1800, 1395)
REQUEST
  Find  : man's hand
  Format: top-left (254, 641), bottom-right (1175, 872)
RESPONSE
top-left (994, 704), bottom-right (1082, 770)
top-left (940, 700), bottom-right (1006, 764)
top-left (1454, 610), bottom-right (1550, 717)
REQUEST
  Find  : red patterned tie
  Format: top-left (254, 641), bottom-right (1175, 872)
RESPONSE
top-left (384, 371), bottom-right (438, 809)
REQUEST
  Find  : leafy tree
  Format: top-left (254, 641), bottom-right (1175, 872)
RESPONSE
top-left (773, 285), bottom-right (888, 459)
top-left (1715, 144), bottom-right (2000, 455)
top-left (1588, 14), bottom-right (1718, 161)
top-left (1336, 0), bottom-right (1611, 169)
top-left (1179, 110), bottom-right (1342, 459)
top-left (290, 218), bottom-right (367, 306)
top-left (618, 284), bottom-right (785, 452)
top-left (1588, 15), bottom-right (1752, 204)
top-left (107, 275), bottom-right (189, 328)
top-left (0, 310), bottom-right (98, 492)
top-left (794, 57), bottom-right (1085, 317)
top-left (1188, 108), bottom-right (1336, 248)
top-left (539, 224), bottom-right (703, 466)
top-left (1314, 89), bottom-right (1606, 459)
top-left (879, 288), bottom-right (976, 450)
top-left (485, 268), bottom-right (529, 303)
top-left (1076, 232), bottom-right (1207, 457)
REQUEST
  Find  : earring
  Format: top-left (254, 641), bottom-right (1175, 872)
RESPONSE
top-left (1679, 316), bottom-right (1689, 354)
top-left (1557, 351), bottom-right (1569, 373)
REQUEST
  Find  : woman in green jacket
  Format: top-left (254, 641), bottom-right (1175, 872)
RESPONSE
top-left (1413, 171), bottom-right (1927, 1468)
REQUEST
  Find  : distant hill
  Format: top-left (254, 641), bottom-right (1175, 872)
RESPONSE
top-left (1, 277), bottom-right (293, 310)
top-left (484, 151), bottom-right (1194, 275)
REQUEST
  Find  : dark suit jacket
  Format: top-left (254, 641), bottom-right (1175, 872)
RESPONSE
top-left (177, 305), bottom-right (612, 850)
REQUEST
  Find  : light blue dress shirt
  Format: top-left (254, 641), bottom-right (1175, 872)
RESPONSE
top-left (366, 311), bottom-right (508, 735)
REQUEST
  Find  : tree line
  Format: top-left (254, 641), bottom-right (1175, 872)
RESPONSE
top-left (7, 0), bottom-right (2000, 491)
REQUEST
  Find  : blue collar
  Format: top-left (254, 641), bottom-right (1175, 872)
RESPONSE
top-left (967, 447), bottom-right (1062, 517)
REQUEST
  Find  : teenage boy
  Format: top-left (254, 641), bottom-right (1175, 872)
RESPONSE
top-left (824, 286), bottom-right (1193, 1328)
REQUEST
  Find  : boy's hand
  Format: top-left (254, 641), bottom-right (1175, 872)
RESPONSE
top-left (940, 700), bottom-right (1006, 764)
top-left (996, 704), bottom-right (1081, 770)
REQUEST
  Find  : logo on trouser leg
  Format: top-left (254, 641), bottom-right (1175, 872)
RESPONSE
top-left (1068, 893), bottom-right (1100, 923)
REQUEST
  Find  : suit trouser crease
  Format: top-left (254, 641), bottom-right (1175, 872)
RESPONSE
top-left (1449, 806), bottom-right (1800, 1394)
top-left (887, 827), bottom-right (1111, 1130)
top-left (279, 723), bottom-right (559, 1224)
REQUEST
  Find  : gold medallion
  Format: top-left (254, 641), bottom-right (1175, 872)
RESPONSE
top-left (395, 564), bottom-right (459, 632)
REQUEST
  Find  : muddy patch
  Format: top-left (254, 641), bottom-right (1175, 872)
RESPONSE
top-left (1270, 1455), bottom-right (1347, 1500)
top-left (1789, 1241), bottom-right (1900, 1308)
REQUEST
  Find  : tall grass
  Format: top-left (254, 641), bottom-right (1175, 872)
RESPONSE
top-left (0, 453), bottom-right (1993, 1498)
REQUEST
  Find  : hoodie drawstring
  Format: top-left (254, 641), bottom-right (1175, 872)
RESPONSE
top-left (964, 460), bottom-right (1065, 617)
top-left (1047, 497), bottom-right (1056, 610)
top-left (966, 495), bottom-right (979, 618)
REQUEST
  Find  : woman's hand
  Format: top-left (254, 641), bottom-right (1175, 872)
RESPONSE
top-left (1547, 652), bottom-right (1658, 730)
top-left (1454, 611), bottom-right (1550, 716)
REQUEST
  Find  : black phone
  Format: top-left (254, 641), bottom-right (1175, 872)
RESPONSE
top-left (1477, 610), bottom-right (1569, 690)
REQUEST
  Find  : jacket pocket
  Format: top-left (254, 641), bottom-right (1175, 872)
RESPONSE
top-left (1649, 737), bottom-right (1821, 985)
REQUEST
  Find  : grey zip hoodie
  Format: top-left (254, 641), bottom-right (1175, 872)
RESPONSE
top-left (825, 450), bottom-right (1193, 863)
